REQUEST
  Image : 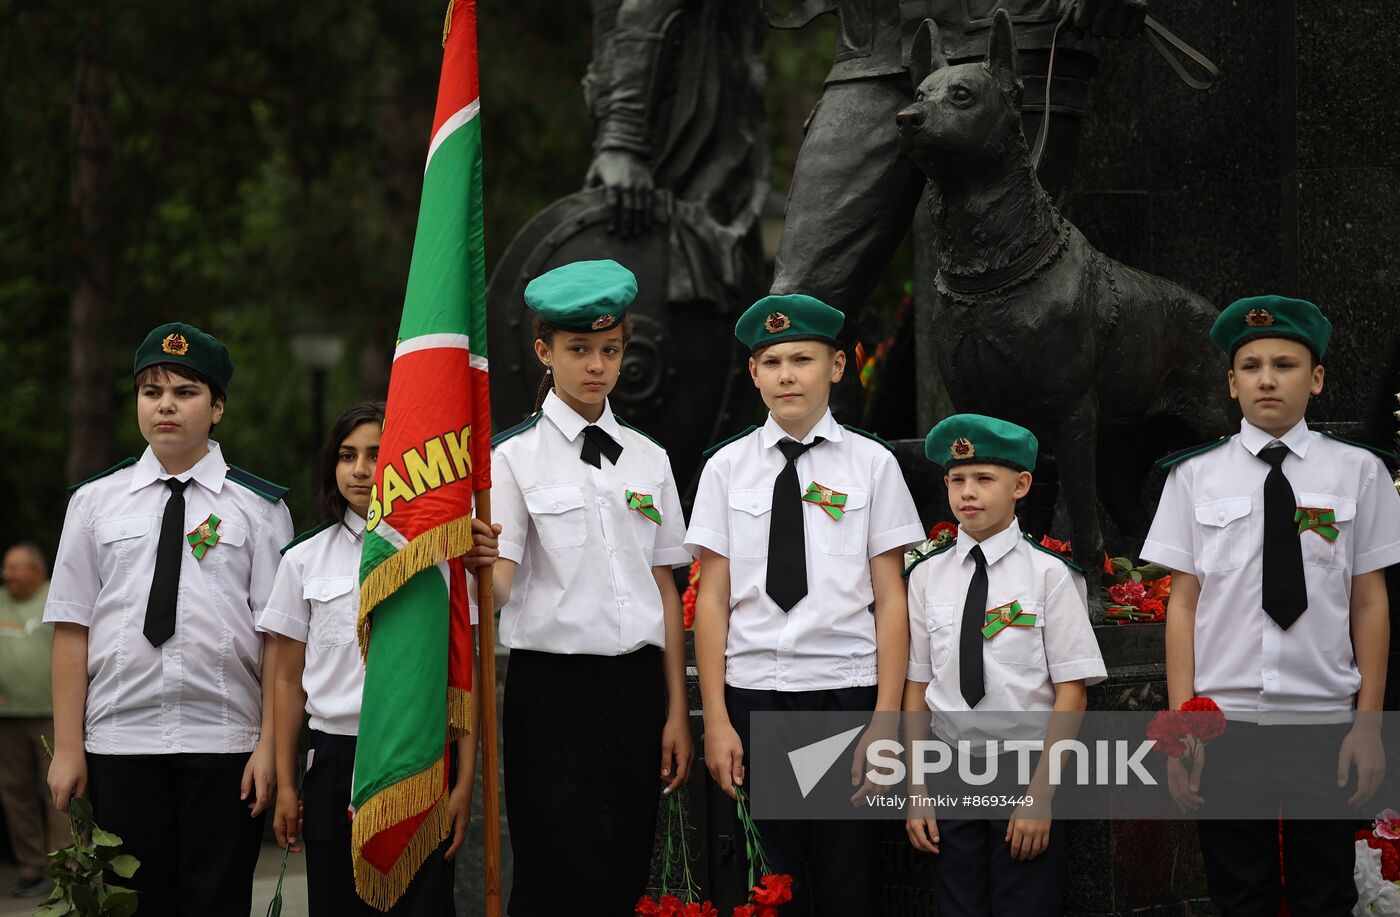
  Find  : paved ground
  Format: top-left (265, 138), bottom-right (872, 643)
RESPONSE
top-left (0, 843), bottom-right (309, 917)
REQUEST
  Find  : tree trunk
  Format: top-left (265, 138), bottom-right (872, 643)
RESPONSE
top-left (68, 41), bottom-right (112, 483)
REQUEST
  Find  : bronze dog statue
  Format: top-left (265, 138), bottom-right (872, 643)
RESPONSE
top-left (896, 9), bottom-right (1233, 603)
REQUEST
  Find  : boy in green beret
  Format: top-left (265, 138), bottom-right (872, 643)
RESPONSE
top-left (45, 322), bottom-right (294, 917)
top-left (1142, 295), bottom-right (1400, 913)
top-left (686, 293), bottom-right (924, 915)
top-left (903, 413), bottom-right (1105, 916)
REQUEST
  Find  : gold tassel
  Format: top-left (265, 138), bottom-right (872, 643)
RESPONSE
top-left (442, 0), bottom-right (453, 48)
top-left (351, 756), bottom-right (450, 911)
top-left (447, 686), bottom-right (472, 740)
top-left (358, 516), bottom-right (476, 659)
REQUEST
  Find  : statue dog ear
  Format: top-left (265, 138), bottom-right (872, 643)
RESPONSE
top-left (986, 8), bottom-right (1023, 100)
top-left (909, 18), bottom-right (948, 91)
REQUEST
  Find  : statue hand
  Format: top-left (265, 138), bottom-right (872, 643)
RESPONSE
top-left (1070, 0), bottom-right (1148, 39)
top-left (586, 149), bottom-right (655, 239)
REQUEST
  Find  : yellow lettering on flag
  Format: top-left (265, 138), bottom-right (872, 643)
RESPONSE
top-left (405, 438), bottom-right (456, 494)
top-left (381, 466), bottom-right (415, 518)
top-left (444, 427), bottom-right (473, 479)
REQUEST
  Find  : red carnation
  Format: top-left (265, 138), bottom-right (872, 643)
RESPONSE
top-left (657, 895), bottom-right (684, 916)
top-left (1039, 535), bottom-right (1073, 557)
top-left (1140, 598), bottom-right (1166, 622)
top-left (732, 907), bottom-right (756, 917)
top-left (1179, 697), bottom-right (1226, 742)
top-left (1147, 710), bottom-right (1187, 757)
top-left (750, 874), bottom-right (794, 907)
top-left (682, 559), bottom-right (702, 629)
top-left (929, 521), bottom-right (958, 546)
top-left (1108, 581), bottom-right (1146, 608)
top-left (1103, 552), bottom-right (1115, 575)
top-left (637, 897), bottom-right (662, 916)
top-left (1146, 575), bottom-right (1172, 601)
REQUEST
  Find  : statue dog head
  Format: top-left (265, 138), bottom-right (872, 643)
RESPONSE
top-left (895, 9), bottom-right (1029, 179)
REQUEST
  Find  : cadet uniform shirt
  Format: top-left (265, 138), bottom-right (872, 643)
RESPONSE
top-left (1142, 418), bottom-right (1400, 722)
top-left (492, 390), bottom-right (691, 655)
top-left (44, 441), bottom-right (293, 754)
top-left (907, 518), bottom-right (1105, 743)
top-left (685, 409), bottom-right (925, 691)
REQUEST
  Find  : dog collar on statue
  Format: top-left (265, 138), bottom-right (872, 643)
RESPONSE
top-left (938, 225), bottom-right (1067, 296)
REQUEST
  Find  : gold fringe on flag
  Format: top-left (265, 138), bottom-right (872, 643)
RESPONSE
top-left (442, 0), bottom-right (453, 47)
top-left (357, 516), bottom-right (475, 658)
top-left (447, 686), bottom-right (472, 740)
top-left (351, 755), bottom-right (450, 911)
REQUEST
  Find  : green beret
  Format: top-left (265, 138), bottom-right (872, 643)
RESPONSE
top-left (524, 259), bottom-right (636, 333)
top-left (735, 293), bottom-right (844, 353)
top-left (133, 322), bottom-right (233, 394)
top-left (1210, 295), bottom-right (1332, 361)
top-left (925, 413), bottom-right (1039, 472)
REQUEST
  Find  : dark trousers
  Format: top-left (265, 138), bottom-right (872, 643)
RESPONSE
top-left (87, 752), bottom-right (264, 917)
top-left (302, 731), bottom-right (454, 917)
top-left (1195, 722), bottom-right (1358, 916)
top-left (725, 684), bottom-right (880, 917)
top-left (503, 647), bottom-right (666, 917)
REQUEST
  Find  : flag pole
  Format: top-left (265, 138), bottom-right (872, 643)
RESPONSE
top-left (473, 488), bottom-right (503, 917)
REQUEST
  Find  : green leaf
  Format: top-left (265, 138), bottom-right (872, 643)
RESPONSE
top-left (68, 797), bottom-right (94, 823)
top-left (1111, 557), bottom-right (1133, 573)
top-left (108, 854), bottom-right (139, 878)
top-left (101, 888), bottom-right (140, 917)
top-left (1129, 571), bottom-right (1142, 583)
top-left (91, 826), bottom-right (123, 847)
top-left (36, 900), bottom-right (74, 917)
top-left (72, 883), bottom-right (100, 912)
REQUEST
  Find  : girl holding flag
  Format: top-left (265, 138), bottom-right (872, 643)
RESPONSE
top-left (488, 259), bottom-right (694, 916)
top-left (261, 401), bottom-right (497, 916)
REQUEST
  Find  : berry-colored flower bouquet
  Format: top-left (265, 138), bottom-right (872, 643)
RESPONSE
top-left (1355, 810), bottom-right (1400, 913)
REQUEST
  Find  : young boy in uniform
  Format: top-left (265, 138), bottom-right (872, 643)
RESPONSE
top-left (687, 293), bottom-right (925, 916)
top-left (903, 414), bottom-right (1105, 917)
top-left (45, 322), bottom-right (294, 917)
top-left (1142, 295), bottom-right (1400, 914)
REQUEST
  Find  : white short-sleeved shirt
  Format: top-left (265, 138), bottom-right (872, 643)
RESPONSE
top-left (1142, 418), bottom-right (1400, 721)
top-left (257, 512), bottom-right (368, 736)
top-left (44, 442), bottom-right (294, 754)
top-left (685, 410), bottom-right (925, 691)
top-left (906, 518), bottom-right (1106, 744)
top-left (492, 391), bottom-right (691, 656)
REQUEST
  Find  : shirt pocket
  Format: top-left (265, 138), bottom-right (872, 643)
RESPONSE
top-left (524, 484), bottom-right (588, 550)
top-left (925, 602), bottom-right (957, 672)
top-left (728, 488), bottom-right (772, 558)
top-left (95, 514), bottom-right (153, 565)
top-left (986, 601), bottom-right (1046, 668)
top-left (304, 576), bottom-right (356, 648)
top-left (1296, 492), bottom-right (1355, 570)
top-left (1193, 497), bottom-right (1252, 573)
top-left (815, 487), bottom-right (869, 556)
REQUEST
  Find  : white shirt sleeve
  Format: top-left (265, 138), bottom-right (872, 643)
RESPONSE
top-left (249, 501), bottom-right (294, 619)
top-left (1041, 567), bottom-right (1107, 686)
top-left (44, 490), bottom-right (99, 626)
top-left (1350, 454), bottom-right (1400, 575)
top-left (257, 553), bottom-right (311, 642)
top-left (491, 450), bottom-right (528, 565)
top-left (650, 454), bottom-right (692, 568)
top-left (905, 568), bottom-right (934, 682)
top-left (1141, 467), bottom-right (1199, 575)
top-left (867, 451), bottom-right (926, 558)
top-left (683, 457), bottom-right (730, 558)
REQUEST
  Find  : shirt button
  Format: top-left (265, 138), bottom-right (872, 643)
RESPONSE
top-left (120, 528), bottom-right (128, 536)
top-left (554, 502), bottom-right (563, 511)
top-left (600, 498), bottom-right (609, 507)
top-left (782, 642), bottom-right (791, 650)
top-left (779, 680), bottom-right (789, 688)
top-left (165, 704), bottom-right (174, 711)
top-left (163, 742), bottom-right (172, 749)
top-left (778, 664), bottom-right (787, 672)
top-left (1217, 512), bottom-right (1226, 522)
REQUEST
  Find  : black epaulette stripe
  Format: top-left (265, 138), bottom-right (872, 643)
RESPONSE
top-left (66, 457), bottom-right (137, 495)
top-left (1155, 436), bottom-right (1230, 470)
top-left (843, 424), bottom-right (895, 453)
top-left (490, 412), bottom-right (541, 448)
top-left (702, 425), bottom-right (758, 459)
top-left (1319, 431), bottom-right (1400, 469)
top-left (617, 417), bottom-right (661, 447)
top-left (280, 518), bottom-right (338, 555)
top-left (1024, 534), bottom-right (1085, 573)
top-left (226, 465), bottom-right (289, 502)
top-left (903, 540), bottom-right (955, 579)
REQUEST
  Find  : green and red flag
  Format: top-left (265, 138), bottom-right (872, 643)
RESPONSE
top-left (351, 1), bottom-right (490, 908)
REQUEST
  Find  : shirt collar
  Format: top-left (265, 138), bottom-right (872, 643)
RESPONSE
top-left (955, 516), bottom-right (1023, 567)
top-left (542, 389), bottom-right (621, 443)
top-left (760, 409), bottom-right (844, 449)
top-left (1237, 417), bottom-right (1311, 459)
top-left (129, 440), bottom-right (227, 494)
top-left (342, 508), bottom-right (367, 541)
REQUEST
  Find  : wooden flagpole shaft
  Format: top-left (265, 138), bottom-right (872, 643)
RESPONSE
top-left (473, 488), bottom-right (503, 917)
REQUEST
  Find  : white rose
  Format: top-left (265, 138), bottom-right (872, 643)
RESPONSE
top-left (1355, 841), bottom-right (1400, 916)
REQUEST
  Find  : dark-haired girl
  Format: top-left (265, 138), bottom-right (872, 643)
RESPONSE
top-left (489, 260), bottom-right (694, 917)
top-left (260, 402), bottom-right (494, 916)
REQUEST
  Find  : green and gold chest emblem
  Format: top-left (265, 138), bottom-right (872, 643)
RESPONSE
top-left (980, 600), bottom-right (1036, 639)
top-left (801, 482), bottom-right (848, 521)
top-left (1294, 506), bottom-right (1338, 542)
top-left (187, 514), bottom-right (221, 559)
top-left (625, 490), bottom-right (663, 525)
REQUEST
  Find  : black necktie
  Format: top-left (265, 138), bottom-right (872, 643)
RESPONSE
top-left (960, 545), bottom-right (988, 708)
top-left (144, 478), bottom-right (189, 647)
top-left (579, 425), bottom-right (623, 468)
top-left (1259, 444), bottom-right (1307, 629)
top-left (766, 437), bottom-right (825, 611)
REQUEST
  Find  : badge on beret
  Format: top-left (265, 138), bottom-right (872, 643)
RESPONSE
top-left (951, 437), bottom-right (976, 460)
top-left (162, 333), bottom-right (190, 356)
top-left (801, 482), bottom-right (848, 520)
top-left (980, 600), bottom-right (1036, 639)
top-left (591, 314), bottom-right (616, 331)
top-left (187, 514), bottom-right (221, 559)
top-left (1294, 506), bottom-right (1338, 542)
top-left (763, 312), bottom-right (792, 334)
top-left (1244, 309), bottom-right (1275, 328)
top-left (624, 490), bottom-right (662, 524)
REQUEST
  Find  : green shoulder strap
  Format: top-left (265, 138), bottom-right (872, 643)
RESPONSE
top-left (67, 457), bottom-right (137, 495)
top-left (491, 412), bottom-right (542, 448)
